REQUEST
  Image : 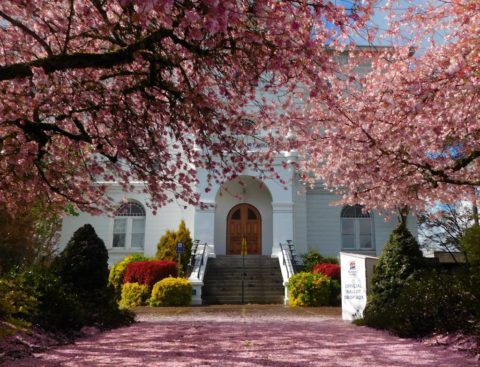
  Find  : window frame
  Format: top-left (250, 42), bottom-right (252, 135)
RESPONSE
top-left (111, 201), bottom-right (146, 250)
top-left (341, 205), bottom-right (375, 251)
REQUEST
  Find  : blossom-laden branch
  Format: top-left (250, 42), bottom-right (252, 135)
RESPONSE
top-left (301, 0), bottom-right (480, 213)
top-left (0, 0), bottom-right (373, 214)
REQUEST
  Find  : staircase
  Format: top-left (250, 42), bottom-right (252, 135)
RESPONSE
top-left (202, 255), bottom-right (284, 304)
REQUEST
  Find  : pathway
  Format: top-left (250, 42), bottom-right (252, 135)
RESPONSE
top-left (3, 305), bottom-right (478, 367)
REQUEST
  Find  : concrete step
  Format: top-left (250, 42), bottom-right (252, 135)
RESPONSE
top-left (203, 297), bottom-right (284, 304)
top-left (202, 255), bottom-right (284, 305)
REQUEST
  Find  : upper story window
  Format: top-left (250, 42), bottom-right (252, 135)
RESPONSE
top-left (113, 201), bottom-right (146, 249)
top-left (341, 204), bottom-right (374, 250)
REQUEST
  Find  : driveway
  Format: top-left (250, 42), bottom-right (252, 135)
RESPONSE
top-left (3, 305), bottom-right (478, 367)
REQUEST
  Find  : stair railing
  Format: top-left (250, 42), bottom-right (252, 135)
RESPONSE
top-left (185, 240), bottom-right (200, 277)
top-left (279, 241), bottom-right (295, 281)
top-left (187, 241), bottom-right (209, 305)
top-left (286, 240), bottom-right (303, 273)
top-left (197, 241), bottom-right (208, 279)
top-left (186, 241), bottom-right (209, 281)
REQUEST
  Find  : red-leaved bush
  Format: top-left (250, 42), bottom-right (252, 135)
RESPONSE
top-left (312, 263), bottom-right (341, 281)
top-left (123, 261), bottom-right (177, 288)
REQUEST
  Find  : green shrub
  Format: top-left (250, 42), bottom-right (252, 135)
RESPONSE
top-left (21, 267), bottom-right (85, 331)
top-left (52, 225), bottom-right (134, 330)
top-left (368, 223), bottom-right (424, 303)
top-left (287, 272), bottom-right (340, 307)
top-left (120, 282), bottom-right (150, 308)
top-left (149, 277), bottom-right (192, 307)
top-left (460, 225), bottom-right (480, 276)
top-left (53, 224), bottom-right (109, 293)
top-left (366, 269), bottom-right (477, 337)
top-left (363, 223), bottom-right (426, 332)
top-left (301, 250), bottom-right (338, 272)
top-left (0, 275), bottom-right (38, 327)
top-left (109, 254), bottom-right (149, 298)
top-left (155, 220), bottom-right (192, 273)
top-left (81, 287), bottom-right (135, 328)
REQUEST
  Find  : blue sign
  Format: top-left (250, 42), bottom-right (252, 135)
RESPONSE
top-left (176, 242), bottom-right (184, 254)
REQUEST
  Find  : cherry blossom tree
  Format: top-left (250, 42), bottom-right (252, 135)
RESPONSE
top-left (301, 0), bottom-right (480, 213)
top-left (0, 0), bottom-right (373, 214)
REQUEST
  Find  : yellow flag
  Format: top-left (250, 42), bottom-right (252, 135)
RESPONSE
top-left (241, 237), bottom-right (247, 256)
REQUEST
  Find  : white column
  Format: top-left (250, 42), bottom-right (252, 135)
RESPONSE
top-left (194, 201), bottom-right (216, 255)
top-left (271, 201), bottom-right (294, 256)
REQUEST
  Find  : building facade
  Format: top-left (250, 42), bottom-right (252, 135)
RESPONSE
top-left (59, 152), bottom-right (418, 266)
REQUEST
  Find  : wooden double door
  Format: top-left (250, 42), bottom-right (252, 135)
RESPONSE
top-left (227, 203), bottom-right (261, 255)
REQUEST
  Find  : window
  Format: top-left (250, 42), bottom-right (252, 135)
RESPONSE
top-left (113, 201), bottom-right (146, 249)
top-left (341, 205), bottom-right (374, 250)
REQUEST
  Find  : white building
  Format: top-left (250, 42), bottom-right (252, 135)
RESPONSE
top-left (60, 151), bottom-right (417, 263)
top-left (59, 152), bottom-right (417, 304)
top-left (59, 48), bottom-right (418, 304)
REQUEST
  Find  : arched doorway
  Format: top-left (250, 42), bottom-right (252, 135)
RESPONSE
top-left (227, 204), bottom-right (261, 255)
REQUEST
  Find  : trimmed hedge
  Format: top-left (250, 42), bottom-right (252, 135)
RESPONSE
top-left (124, 260), bottom-right (177, 288)
top-left (288, 272), bottom-right (340, 307)
top-left (119, 282), bottom-right (150, 308)
top-left (108, 254), bottom-right (149, 298)
top-left (149, 277), bottom-right (192, 307)
top-left (312, 263), bottom-right (341, 281)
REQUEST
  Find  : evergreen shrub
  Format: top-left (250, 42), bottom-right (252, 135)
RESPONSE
top-left (53, 225), bottom-right (133, 329)
top-left (155, 220), bottom-right (192, 273)
top-left (149, 277), bottom-right (192, 307)
top-left (385, 269), bottom-right (477, 337)
top-left (460, 225), bottom-right (480, 276)
top-left (312, 263), bottom-right (341, 281)
top-left (120, 282), bottom-right (150, 308)
top-left (22, 268), bottom-right (85, 330)
top-left (288, 272), bottom-right (340, 307)
top-left (0, 225), bottom-right (134, 332)
top-left (109, 254), bottom-right (149, 298)
top-left (124, 260), bottom-right (177, 288)
top-left (363, 223), bottom-right (425, 331)
top-left (53, 224), bottom-right (109, 292)
top-left (82, 287), bottom-right (134, 328)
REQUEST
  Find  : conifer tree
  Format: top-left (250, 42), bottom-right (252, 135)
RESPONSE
top-left (155, 220), bottom-right (193, 273)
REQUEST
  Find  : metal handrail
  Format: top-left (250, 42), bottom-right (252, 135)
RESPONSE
top-left (197, 242), bottom-right (207, 278)
top-left (280, 242), bottom-right (293, 279)
top-left (286, 240), bottom-right (302, 272)
top-left (186, 240), bottom-right (200, 277)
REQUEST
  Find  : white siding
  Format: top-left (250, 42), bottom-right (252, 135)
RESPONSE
top-left (306, 187), bottom-right (343, 257)
top-left (305, 185), bottom-right (419, 257)
top-left (292, 174), bottom-right (308, 254)
top-left (59, 185), bottom-right (194, 266)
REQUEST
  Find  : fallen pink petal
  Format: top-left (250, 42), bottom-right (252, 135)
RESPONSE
top-left (3, 306), bottom-right (478, 367)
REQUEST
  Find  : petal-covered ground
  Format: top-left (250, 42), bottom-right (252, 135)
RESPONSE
top-left (3, 305), bottom-right (478, 367)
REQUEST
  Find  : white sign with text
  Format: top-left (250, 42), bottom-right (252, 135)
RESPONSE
top-left (340, 252), bottom-right (378, 321)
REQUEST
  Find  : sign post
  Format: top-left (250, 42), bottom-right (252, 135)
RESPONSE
top-left (176, 242), bottom-right (184, 275)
